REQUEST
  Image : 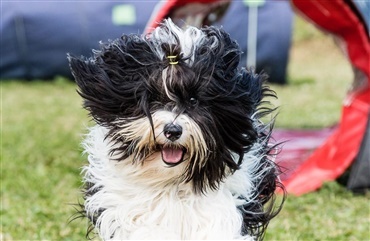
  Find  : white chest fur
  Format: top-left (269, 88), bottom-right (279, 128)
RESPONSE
top-left (82, 126), bottom-right (258, 240)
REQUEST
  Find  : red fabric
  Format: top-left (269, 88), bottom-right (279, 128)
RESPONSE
top-left (284, 0), bottom-right (370, 195)
top-left (282, 95), bottom-right (370, 195)
top-left (274, 127), bottom-right (335, 181)
top-left (292, 0), bottom-right (370, 79)
top-left (145, 0), bottom-right (219, 33)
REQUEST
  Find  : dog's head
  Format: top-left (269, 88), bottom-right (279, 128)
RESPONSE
top-left (68, 19), bottom-right (275, 193)
top-left (69, 19), bottom-right (285, 240)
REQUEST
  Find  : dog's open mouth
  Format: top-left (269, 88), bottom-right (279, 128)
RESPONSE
top-left (161, 146), bottom-right (186, 165)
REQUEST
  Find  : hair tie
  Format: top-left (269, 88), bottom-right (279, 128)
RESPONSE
top-left (166, 55), bottom-right (178, 65)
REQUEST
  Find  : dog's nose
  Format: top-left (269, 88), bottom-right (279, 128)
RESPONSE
top-left (163, 123), bottom-right (182, 141)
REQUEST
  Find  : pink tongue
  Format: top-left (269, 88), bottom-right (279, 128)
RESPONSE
top-left (161, 147), bottom-right (184, 164)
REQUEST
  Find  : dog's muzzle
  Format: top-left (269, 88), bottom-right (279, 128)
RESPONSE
top-left (163, 123), bottom-right (182, 141)
top-left (161, 123), bottom-right (186, 165)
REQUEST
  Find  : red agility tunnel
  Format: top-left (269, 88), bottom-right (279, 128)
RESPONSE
top-left (281, 0), bottom-right (370, 195)
top-left (145, 0), bottom-right (370, 195)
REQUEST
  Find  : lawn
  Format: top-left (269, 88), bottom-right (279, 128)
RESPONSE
top-left (1, 15), bottom-right (369, 240)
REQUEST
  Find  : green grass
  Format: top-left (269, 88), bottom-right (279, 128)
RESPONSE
top-left (265, 182), bottom-right (370, 241)
top-left (1, 79), bottom-right (89, 240)
top-left (1, 16), bottom-right (369, 240)
top-left (268, 16), bottom-right (353, 128)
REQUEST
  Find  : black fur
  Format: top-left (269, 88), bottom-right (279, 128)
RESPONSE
top-left (69, 20), bottom-right (285, 240)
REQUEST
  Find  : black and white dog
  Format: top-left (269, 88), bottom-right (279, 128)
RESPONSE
top-left (69, 19), bottom-right (284, 240)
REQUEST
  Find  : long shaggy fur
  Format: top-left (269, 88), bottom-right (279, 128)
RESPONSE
top-left (68, 19), bottom-right (285, 240)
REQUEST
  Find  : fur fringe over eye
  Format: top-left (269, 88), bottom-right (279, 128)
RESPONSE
top-left (68, 18), bottom-right (285, 241)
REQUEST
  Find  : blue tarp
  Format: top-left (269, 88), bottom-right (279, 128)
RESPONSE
top-left (1, 1), bottom-right (293, 83)
top-left (215, 1), bottom-right (293, 84)
top-left (0, 2), bottom-right (157, 79)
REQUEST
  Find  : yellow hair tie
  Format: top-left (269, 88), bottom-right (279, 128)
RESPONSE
top-left (167, 55), bottom-right (178, 65)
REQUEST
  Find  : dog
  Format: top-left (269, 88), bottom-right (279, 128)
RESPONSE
top-left (68, 19), bottom-right (284, 240)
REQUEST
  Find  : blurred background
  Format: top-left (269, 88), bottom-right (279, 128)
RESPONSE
top-left (1, 0), bottom-right (369, 240)
top-left (1, 0), bottom-right (293, 84)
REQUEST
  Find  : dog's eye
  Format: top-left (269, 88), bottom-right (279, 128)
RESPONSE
top-left (189, 97), bottom-right (198, 106)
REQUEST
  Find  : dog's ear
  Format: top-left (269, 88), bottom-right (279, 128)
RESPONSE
top-left (215, 28), bottom-right (273, 114)
top-left (205, 27), bottom-right (273, 114)
top-left (68, 35), bottom-right (164, 125)
top-left (193, 26), bottom-right (241, 77)
top-left (217, 28), bottom-right (241, 75)
top-left (240, 69), bottom-right (272, 115)
top-left (68, 54), bottom-right (127, 124)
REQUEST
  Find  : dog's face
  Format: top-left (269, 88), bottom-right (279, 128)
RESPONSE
top-left (68, 19), bottom-right (272, 193)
